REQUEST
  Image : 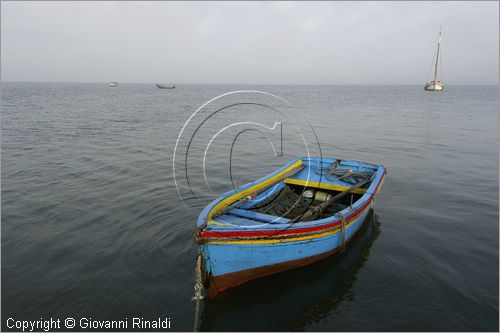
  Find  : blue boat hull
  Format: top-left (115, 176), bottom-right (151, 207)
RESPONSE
top-left (200, 205), bottom-right (373, 297)
top-left (196, 157), bottom-right (386, 297)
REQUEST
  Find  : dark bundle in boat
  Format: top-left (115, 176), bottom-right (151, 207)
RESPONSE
top-left (249, 177), bottom-right (368, 222)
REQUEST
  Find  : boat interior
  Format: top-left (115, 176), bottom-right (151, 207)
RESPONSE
top-left (248, 183), bottom-right (364, 221)
top-left (204, 158), bottom-right (380, 227)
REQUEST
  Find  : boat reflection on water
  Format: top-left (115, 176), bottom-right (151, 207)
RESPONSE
top-left (199, 211), bottom-right (382, 331)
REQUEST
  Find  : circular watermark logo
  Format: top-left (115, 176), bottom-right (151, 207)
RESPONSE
top-left (173, 90), bottom-right (323, 222)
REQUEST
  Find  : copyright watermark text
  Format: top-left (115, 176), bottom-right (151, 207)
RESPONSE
top-left (6, 317), bottom-right (172, 331)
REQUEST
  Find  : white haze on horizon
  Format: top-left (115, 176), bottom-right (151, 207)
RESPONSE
top-left (1, 1), bottom-right (498, 85)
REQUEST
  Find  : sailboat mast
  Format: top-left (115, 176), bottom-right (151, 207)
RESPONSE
top-left (433, 26), bottom-right (442, 82)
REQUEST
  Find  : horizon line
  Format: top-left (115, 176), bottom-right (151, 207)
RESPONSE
top-left (1, 80), bottom-right (499, 86)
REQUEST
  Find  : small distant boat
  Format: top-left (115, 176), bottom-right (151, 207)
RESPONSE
top-left (425, 26), bottom-right (444, 91)
top-left (109, 81), bottom-right (118, 87)
top-left (195, 156), bottom-right (386, 298)
top-left (156, 84), bottom-right (175, 89)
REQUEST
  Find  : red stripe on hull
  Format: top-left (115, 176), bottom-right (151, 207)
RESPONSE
top-left (201, 195), bottom-right (370, 238)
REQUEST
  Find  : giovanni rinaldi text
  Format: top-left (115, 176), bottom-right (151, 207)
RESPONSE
top-left (6, 317), bottom-right (172, 331)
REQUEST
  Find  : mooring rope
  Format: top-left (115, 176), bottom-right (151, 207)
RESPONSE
top-left (315, 166), bottom-right (371, 185)
top-left (338, 212), bottom-right (346, 253)
top-left (192, 253), bottom-right (204, 332)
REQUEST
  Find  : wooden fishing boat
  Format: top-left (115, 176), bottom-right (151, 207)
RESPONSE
top-left (195, 156), bottom-right (386, 298)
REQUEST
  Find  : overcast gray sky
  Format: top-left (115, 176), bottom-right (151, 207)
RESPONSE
top-left (1, 1), bottom-right (498, 84)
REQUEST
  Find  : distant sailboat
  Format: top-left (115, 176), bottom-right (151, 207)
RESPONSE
top-left (425, 26), bottom-right (444, 91)
top-left (109, 81), bottom-right (118, 87)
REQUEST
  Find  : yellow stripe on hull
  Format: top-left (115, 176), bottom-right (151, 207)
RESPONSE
top-left (374, 173), bottom-right (386, 195)
top-left (207, 204), bottom-right (371, 245)
top-left (207, 159), bottom-right (303, 223)
top-left (283, 178), bottom-right (367, 194)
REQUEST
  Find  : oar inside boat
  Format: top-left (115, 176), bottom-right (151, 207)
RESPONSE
top-left (289, 171), bottom-right (376, 223)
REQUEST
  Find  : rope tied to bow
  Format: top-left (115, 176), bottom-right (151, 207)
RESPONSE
top-left (192, 253), bottom-right (204, 332)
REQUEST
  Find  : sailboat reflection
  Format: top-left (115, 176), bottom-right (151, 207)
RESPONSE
top-left (199, 211), bottom-right (382, 331)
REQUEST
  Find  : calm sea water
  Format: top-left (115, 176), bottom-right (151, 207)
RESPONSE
top-left (2, 82), bottom-right (498, 331)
